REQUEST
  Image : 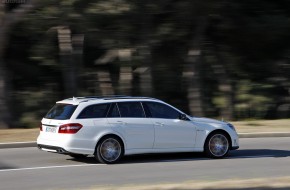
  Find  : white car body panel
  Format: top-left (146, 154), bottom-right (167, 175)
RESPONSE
top-left (107, 117), bottom-right (154, 150)
top-left (191, 117), bottom-right (239, 149)
top-left (151, 118), bottom-right (196, 149)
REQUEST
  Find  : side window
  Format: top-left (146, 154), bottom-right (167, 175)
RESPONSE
top-left (77, 104), bottom-right (110, 119)
top-left (117, 102), bottom-right (145, 118)
top-left (107, 103), bottom-right (120, 118)
top-left (145, 102), bottom-right (180, 119)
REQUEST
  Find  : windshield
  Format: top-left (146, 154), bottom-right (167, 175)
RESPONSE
top-left (45, 104), bottom-right (77, 120)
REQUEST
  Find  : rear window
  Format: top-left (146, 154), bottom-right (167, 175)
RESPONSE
top-left (45, 104), bottom-right (77, 120)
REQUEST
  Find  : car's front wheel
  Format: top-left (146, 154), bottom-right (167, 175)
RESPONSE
top-left (205, 132), bottom-right (229, 158)
top-left (95, 136), bottom-right (124, 164)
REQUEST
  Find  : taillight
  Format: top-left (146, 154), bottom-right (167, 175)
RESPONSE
top-left (58, 123), bottom-right (83, 134)
top-left (40, 123), bottom-right (43, 131)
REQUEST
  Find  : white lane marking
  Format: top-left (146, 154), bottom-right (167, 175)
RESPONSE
top-left (0, 164), bottom-right (102, 172)
top-left (0, 155), bottom-right (277, 173)
top-left (40, 148), bottom-right (57, 153)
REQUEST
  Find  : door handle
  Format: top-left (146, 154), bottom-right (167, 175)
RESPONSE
top-left (154, 122), bottom-right (164, 126)
top-left (116, 121), bottom-right (126, 125)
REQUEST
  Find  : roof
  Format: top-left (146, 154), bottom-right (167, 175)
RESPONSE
top-left (56, 95), bottom-right (160, 105)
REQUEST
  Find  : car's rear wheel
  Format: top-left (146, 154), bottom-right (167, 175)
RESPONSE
top-left (95, 136), bottom-right (124, 164)
top-left (205, 132), bottom-right (229, 158)
top-left (69, 154), bottom-right (88, 159)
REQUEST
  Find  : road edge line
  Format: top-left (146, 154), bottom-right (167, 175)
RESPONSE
top-left (0, 141), bottom-right (36, 149)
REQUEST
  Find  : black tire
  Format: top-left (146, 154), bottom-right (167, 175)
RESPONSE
top-left (69, 154), bottom-right (88, 159)
top-left (204, 132), bottom-right (229, 158)
top-left (94, 136), bottom-right (124, 164)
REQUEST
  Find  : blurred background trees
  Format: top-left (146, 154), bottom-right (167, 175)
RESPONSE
top-left (0, 0), bottom-right (290, 128)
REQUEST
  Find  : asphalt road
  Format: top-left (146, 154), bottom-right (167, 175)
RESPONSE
top-left (0, 137), bottom-right (290, 190)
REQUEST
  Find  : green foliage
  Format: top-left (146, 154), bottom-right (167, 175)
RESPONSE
top-left (235, 80), bottom-right (273, 119)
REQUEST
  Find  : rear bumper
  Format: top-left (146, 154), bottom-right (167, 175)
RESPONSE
top-left (37, 144), bottom-right (70, 154)
top-left (231, 146), bottom-right (239, 150)
top-left (37, 133), bottom-right (95, 155)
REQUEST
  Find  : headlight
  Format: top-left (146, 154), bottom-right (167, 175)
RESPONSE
top-left (227, 123), bottom-right (236, 132)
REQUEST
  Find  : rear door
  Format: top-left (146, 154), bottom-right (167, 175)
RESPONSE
top-left (74, 103), bottom-right (111, 139)
top-left (107, 102), bottom-right (154, 150)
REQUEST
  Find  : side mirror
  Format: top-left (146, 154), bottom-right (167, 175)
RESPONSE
top-left (179, 114), bottom-right (189, 121)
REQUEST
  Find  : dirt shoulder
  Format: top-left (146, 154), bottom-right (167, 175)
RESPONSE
top-left (232, 119), bottom-right (290, 133)
top-left (0, 128), bottom-right (39, 143)
top-left (0, 119), bottom-right (289, 143)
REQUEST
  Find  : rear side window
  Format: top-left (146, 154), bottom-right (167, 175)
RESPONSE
top-left (107, 103), bottom-right (120, 117)
top-left (45, 104), bottom-right (77, 120)
top-left (77, 104), bottom-right (110, 119)
top-left (117, 102), bottom-right (145, 118)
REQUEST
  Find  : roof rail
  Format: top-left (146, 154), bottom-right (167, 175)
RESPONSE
top-left (67, 95), bottom-right (129, 100)
top-left (67, 95), bottom-right (159, 103)
top-left (84, 95), bottom-right (129, 99)
top-left (103, 96), bottom-right (157, 100)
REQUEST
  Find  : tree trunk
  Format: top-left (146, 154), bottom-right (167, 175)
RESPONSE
top-left (97, 70), bottom-right (115, 95)
top-left (72, 34), bottom-right (84, 95)
top-left (118, 66), bottom-right (132, 95)
top-left (0, 0), bottom-right (38, 128)
top-left (57, 27), bottom-right (77, 98)
top-left (0, 4), bottom-right (11, 128)
top-left (138, 47), bottom-right (152, 97)
top-left (211, 44), bottom-right (234, 120)
top-left (184, 17), bottom-right (208, 117)
top-left (138, 0), bottom-right (153, 97)
top-left (0, 60), bottom-right (10, 128)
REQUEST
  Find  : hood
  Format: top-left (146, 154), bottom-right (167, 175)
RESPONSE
top-left (190, 117), bottom-right (226, 125)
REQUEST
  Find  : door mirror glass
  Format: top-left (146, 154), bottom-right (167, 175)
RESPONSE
top-left (179, 114), bottom-right (189, 121)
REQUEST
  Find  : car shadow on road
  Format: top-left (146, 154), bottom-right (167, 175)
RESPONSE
top-left (0, 162), bottom-right (17, 170)
top-left (67, 149), bottom-right (290, 164)
top-left (67, 152), bottom-right (207, 164)
top-left (120, 149), bottom-right (290, 164)
top-left (229, 149), bottom-right (290, 159)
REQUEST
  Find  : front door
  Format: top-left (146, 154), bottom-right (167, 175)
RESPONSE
top-left (143, 102), bottom-right (196, 149)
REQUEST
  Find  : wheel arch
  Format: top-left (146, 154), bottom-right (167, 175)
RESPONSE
top-left (204, 129), bottom-right (233, 149)
top-left (94, 134), bottom-right (125, 155)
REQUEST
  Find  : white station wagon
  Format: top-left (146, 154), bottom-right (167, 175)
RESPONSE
top-left (37, 96), bottom-right (239, 164)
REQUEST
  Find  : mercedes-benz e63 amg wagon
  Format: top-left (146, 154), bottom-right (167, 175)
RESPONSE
top-left (37, 96), bottom-right (239, 164)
